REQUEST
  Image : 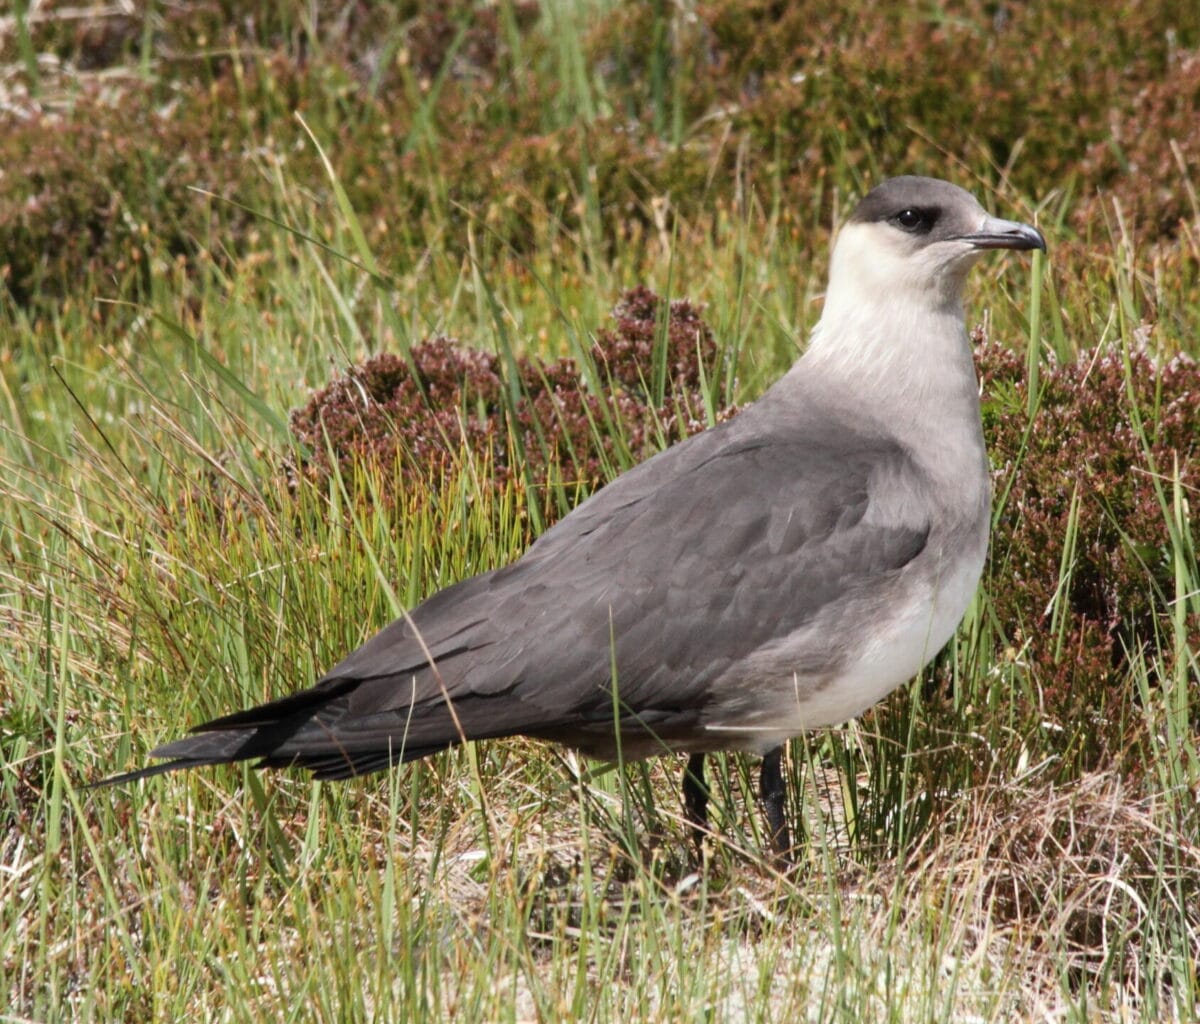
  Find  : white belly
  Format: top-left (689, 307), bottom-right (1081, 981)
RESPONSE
top-left (705, 538), bottom-right (985, 753)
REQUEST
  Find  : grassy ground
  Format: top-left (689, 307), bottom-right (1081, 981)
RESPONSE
top-left (2, 2), bottom-right (1199, 1021)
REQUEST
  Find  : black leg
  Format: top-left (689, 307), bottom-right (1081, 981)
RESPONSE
top-left (682, 753), bottom-right (709, 852)
top-left (760, 745), bottom-right (792, 862)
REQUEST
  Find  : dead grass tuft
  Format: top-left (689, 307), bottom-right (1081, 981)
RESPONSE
top-left (913, 770), bottom-right (1200, 983)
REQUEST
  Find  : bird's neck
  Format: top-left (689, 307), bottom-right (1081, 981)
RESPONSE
top-left (788, 287), bottom-right (985, 465)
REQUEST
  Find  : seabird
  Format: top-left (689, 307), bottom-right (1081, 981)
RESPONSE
top-left (102, 176), bottom-right (1045, 860)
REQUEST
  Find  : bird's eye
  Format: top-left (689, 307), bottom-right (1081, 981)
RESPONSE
top-left (892, 208), bottom-right (934, 233)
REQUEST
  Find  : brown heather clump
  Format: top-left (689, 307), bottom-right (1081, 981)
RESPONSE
top-left (0, 77), bottom-right (269, 308)
top-left (592, 284), bottom-right (719, 394)
top-left (587, 0), bottom-right (1200, 226)
top-left (1077, 49), bottom-right (1200, 242)
top-left (978, 337), bottom-right (1200, 759)
top-left (289, 336), bottom-right (506, 489)
top-left (6, 1), bottom-right (1196, 315)
top-left (403, 1), bottom-right (541, 85)
top-left (288, 287), bottom-right (731, 514)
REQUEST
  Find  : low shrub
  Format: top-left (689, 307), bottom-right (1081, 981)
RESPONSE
top-left (288, 286), bottom-right (731, 513)
top-left (980, 336), bottom-right (1199, 762)
top-left (1077, 50), bottom-right (1200, 242)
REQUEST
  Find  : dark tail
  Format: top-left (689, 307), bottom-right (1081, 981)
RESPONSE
top-left (93, 677), bottom-right (453, 787)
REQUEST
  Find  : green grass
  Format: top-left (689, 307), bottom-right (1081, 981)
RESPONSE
top-left (3, 2), bottom-right (1199, 1021)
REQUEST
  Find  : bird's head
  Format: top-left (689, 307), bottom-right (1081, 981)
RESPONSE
top-left (825, 176), bottom-right (1046, 315)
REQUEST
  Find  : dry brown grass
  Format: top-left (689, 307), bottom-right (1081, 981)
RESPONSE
top-left (896, 768), bottom-right (1200, 995)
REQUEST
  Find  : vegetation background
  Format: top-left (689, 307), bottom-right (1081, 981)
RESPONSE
top-left (2, 1), bottom-right (1198, 1020)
